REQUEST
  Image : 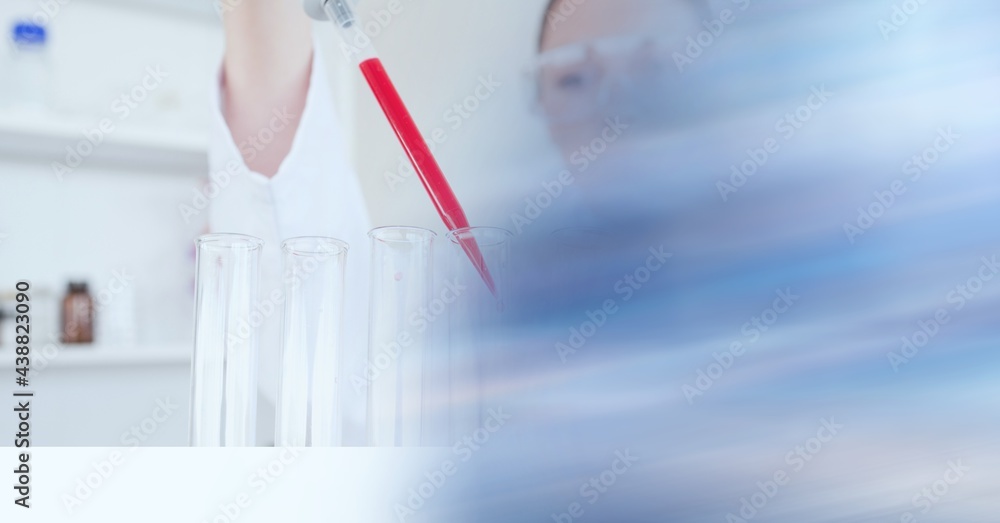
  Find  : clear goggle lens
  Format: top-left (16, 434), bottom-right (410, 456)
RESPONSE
top-left (527, 34), bottom-right (687, 125)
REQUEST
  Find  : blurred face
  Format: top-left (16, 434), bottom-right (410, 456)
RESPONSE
top-left (537, 0), bottom-right (701, 157)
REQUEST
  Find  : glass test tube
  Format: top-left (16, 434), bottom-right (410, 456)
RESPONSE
top-left (447, 227), bottom-right (512, 441)
top-left (275, 237), bottom-right (349, 447)
top-left (190, 234), bottom-right (263, 447)
top-left (367, 227), bottom-right (435, 447)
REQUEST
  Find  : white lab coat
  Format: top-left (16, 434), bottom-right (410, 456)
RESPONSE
top-left (207, 53), bottom-right (371, 446)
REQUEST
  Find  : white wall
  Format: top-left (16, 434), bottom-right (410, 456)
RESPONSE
top-left (0, 0), bottom-right (220, 445)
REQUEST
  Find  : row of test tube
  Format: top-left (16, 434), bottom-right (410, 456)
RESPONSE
top-left (189, 226), bottom-right (510, 447)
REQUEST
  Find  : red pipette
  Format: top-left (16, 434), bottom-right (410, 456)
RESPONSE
top-left (308, 0), bottom-right (496, 295)
top-left (358, 59), bottom-right (497, 295)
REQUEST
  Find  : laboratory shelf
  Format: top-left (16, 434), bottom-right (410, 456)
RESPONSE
top-left (0, 111), bottom-right (207, 173)
top-left (0, 343), bottom-right (191, 370)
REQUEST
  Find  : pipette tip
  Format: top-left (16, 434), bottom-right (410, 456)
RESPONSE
top-left (456, 234), bottom-right (498, 297)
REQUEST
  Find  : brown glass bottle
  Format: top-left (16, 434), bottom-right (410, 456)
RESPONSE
top-left (61, 282), bottom-right (94, 344)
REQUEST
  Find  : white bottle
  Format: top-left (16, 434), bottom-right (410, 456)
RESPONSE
top-left (7, 21), bottom-right (50, 113)
top-left (96, 284), bottom-right (138, 347)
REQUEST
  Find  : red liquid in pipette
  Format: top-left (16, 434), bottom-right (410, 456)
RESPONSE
top-left (359, 57), bottom-right (496, 295)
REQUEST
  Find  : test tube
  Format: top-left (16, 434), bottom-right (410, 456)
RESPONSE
top-left (367, 227), bottom-right (436, 447)
top-left (275, 237), bottom-right (349, 447)
top-left (190, 234), bottom-right (264, 447)
top-left (447, 227), bottom-right (512, 441)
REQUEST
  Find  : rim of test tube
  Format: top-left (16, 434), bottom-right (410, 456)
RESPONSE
top-left (196, 233), bottom-right (265, 250)
top-left (282, 236), bottom-right (349, 256)
top-left (446, 227), bottom-right (513, 248)
top-left (368, 226), bottom-right (437, 244)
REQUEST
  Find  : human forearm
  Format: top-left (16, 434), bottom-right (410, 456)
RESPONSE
top-left (221, 0), bottom-right (313, 177)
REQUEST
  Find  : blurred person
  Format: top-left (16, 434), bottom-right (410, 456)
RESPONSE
top-left (459, 0), bottom-right (1000, 520)
top-left (524, 0), bottom-right (746, 233)
top-left (535, 0), bottom-right (704, 154)
top-left (516, 0), bottom-right (718, 310)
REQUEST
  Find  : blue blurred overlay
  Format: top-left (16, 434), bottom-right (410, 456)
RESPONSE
top-left (421, 1), bottom-right (1000, 521)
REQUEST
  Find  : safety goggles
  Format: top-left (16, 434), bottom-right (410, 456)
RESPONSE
top-left (527, 33), bottom-right (690, 125)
